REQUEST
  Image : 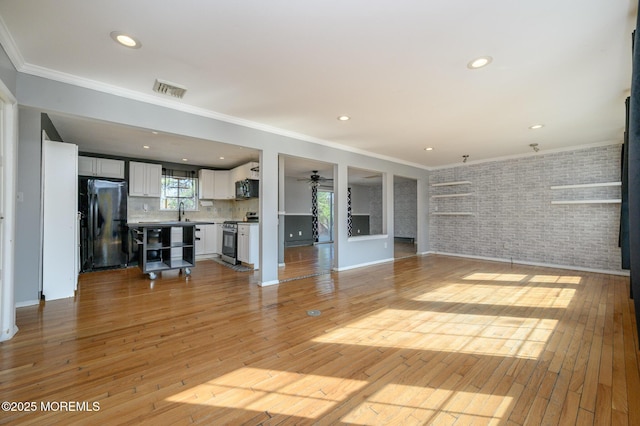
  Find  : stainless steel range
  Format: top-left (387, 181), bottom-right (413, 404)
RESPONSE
top-left (221, 221), bottom-right (239, 265)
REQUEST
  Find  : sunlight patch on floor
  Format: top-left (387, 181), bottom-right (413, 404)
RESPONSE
top-left (463, 273), bottom-right (528, 282)
top-left (412, 283), bottom-right (576, 309)
top-left (341, 384), bottom-right (514, 425)
top-left (166, 367), bottom-right (368, 418)
top-left (463, 272), bottom-right (582, 285)
top-left (314, 308), bottom-right (557, 359)
top-left (528, 274), bottom-right (582, 284)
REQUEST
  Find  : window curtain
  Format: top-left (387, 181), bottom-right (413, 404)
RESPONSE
top-left (311, 185), bottom-right (319, 243)
top-left (347, 187), bottom-right (353, 237)
top-left (162, 168), bottom-right (194, 178)
top-left (627, 21), bottom-right (640, 346)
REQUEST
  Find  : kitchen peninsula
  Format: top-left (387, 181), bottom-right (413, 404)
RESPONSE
top-left (128, 221), bottom-right (201, 279)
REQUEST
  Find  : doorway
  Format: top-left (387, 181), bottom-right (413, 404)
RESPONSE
top-left (279, 155), bottom-right (335, 282)
top-left (317, 190), bottom-right (333, 243)
top-left (393, 176), bottom-right (418, 258)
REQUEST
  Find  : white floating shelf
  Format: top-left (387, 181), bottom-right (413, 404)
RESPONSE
top-left (551, 199), bottom-right (622, 205)
top-left (431, 193), bottom-right (474, 199)
top-left (430, 181), bottom-right (472, 187)
top-left (550, 182), bottom-right (621, 190)
top-left (431, 212), bottom-right (475, 216)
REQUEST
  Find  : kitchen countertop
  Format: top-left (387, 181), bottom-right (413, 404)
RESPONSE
top-left (127, 221), bottom-right (216, 227)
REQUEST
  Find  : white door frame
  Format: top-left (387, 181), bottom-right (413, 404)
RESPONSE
top-left (0, 78), bottom-right (18, 342)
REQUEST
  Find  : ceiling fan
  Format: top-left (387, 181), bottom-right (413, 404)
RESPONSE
top-left (298, 170), bottom-right (333, 187)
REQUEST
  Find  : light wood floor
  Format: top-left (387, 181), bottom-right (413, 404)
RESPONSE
top-left (278, 242), bottom-right (416, 282)
top-left (1, 255), bottom-right (639, 425)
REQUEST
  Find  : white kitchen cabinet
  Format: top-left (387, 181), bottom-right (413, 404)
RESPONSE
top-left (238, 223), bottom-right (259, 269)
top-left (195, 226), bottom-right (205, 255)
top-left (216, 223), bottom-right (223, 255)
top-left (78, 156), bottom-right (95, 176)
top-left (78, 156), bottom-right (125, 179)
top-left (199, 169), bottom-right (234, 199)
top-left (213, 170), bottom-right (234, 199)
top-left (195, 224), bottom-right (219, 257)
top-left (198, 169), bottom-right (215, 199)
top-left (205, 224), bottom-right (219, 254)
top-left (129, 161), bottom-right (162, 197)
top-left (231, 162), bottom-right (260, 183)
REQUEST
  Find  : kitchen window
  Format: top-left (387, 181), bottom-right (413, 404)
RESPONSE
top-left (160, 170), bottom-right (198, 211)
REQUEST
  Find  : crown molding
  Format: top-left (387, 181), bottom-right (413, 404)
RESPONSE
top-left (428, 140), bottom-right (622, 170)
top-left (16, 69), bottom-right (431, 173)
top-left (0, 14), bottom-right (24, 70)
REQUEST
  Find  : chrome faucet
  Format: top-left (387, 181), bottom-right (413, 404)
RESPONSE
top-left (178, 201), bottom-right (185, 222)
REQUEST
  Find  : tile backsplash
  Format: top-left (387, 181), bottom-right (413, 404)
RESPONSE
top-left (127, 197), bottom-right (259, 222)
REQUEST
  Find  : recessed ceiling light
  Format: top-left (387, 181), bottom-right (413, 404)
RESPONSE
top-left (467, 56), bottom-right (492, 69)
top-left (110, 31), bottom-right (141, 49)
top-left (529, 124), bottom-right (544, 130)
top-left (337, 115), bottom-right (350, 121)
top-left (182, 158), bottom-right (188, 162)
top-left (219, 156), bottom-right (225, 160)
top-left (424, 147), bottom-right (434, 151)
top-left (143, 145), bottom-right (150, 149)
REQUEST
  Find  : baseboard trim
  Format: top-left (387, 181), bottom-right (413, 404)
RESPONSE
top-left (0, 325), bottom-right (18, 342)
top-left (15, 300), bottom-right (40, 308)
top-left (334, 257), bottom-right (394, 272)
top-left (424, 251), bottom-right (629, 277)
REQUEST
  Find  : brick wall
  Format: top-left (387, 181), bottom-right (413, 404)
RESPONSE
top-left (394, 177), bottom-right (417, 239)
top-left (428, 144), bottom-right (623, 272)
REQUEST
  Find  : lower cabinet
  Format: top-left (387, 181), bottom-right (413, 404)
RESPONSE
top-left (238, 223), bottom-right (259, 269)
top-left (195, 224), bottom-right (219, 257)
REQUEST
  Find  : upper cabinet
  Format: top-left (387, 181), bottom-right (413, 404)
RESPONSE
top-left (213, 170), bottom-right (233, 199)
top-left (129, 161), bottom-right (162, 197)
top-left (78, 156), bottom-right (125, 179)
top-left (198, 169), bottom-right (215, 199)
top-left (198, 169), bottom-right (234, 200)
top-left (232, 161), bottom-right (259, 182)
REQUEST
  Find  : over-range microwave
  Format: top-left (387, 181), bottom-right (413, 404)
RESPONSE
top-left (235, 179), bottom-right (259, 199)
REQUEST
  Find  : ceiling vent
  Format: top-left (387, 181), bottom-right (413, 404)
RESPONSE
top-left (153, 79), bottom-right (187, 99)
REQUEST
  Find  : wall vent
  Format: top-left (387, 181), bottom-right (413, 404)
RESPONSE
top-left (153, 79), bottom-right (187, 99)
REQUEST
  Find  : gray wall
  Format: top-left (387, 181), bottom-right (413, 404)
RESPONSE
top-left (284, 177), bottom-right (312, 214)
top-left (349, 184), bottom-right (370, 215)
top-left (429, 144), bottom-right (623, 272)
top-left (15, 108), bottom-right (43, 304)
top-left (0, 45), bottom-right (16, 96)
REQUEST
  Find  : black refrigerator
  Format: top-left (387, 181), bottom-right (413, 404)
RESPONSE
top-left (79, 177), bottom-right (128, 271)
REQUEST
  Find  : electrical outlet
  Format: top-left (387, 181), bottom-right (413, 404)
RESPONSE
top-left (298, 231), bottom-right (302, 236)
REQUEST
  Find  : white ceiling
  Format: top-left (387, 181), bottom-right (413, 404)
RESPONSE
top-left (0, 0), bottom-right (635, 173)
